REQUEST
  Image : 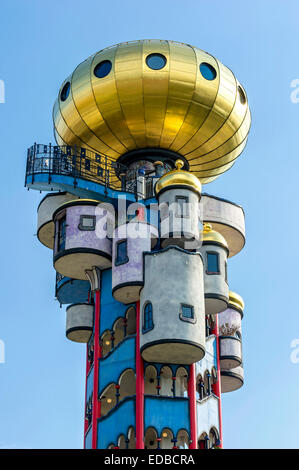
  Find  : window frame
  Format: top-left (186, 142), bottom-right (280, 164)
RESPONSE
top-left (142, 301), bottom-right (154, 333)
top-left (78, 215), bottom-right (96, 231)
top-left (115, 239), bottom-right (129, 266)
top-left (179, 303), bottom-right (196, 324)
top-left (57, 214), bottom-right (66, 252)
top-left (206, 251), bottom-right (220, 275)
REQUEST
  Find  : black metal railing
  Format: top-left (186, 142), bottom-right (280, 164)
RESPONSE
top-left (25, 143), bottom-right (157, 198)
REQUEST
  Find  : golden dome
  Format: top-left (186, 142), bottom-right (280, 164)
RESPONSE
top-left (53, 39), bottom-right (251, 185)
top-left (155, 159), bottom-right (202, 196)
top-left (201, 223), bottom-right (229, 251)
top-left (228, 291), bottom-right (245, 312)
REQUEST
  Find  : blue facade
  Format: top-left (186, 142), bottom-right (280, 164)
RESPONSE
top-left (97, 397), bottom-right (136, 449)
top-left (99, 335), bottom-right (135, 394)
top-left (144, 396), bottom-right (190, 436)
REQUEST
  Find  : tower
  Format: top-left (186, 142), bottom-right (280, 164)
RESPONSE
top-left (25, 39), bottom-right (250, 449)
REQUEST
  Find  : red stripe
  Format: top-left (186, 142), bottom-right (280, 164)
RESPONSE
top-left (135, 301), bottom-right (144, 448)
top-left (188, 363), bottom-right (197, 449)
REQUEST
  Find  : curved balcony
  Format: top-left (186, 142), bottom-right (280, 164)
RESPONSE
top-left (221, 365), bottom-right (244, 393)
top-left (56, 272), bottom-right (90, 305)
top-left (99, 335), bottom-right (136, 395)
top-left (97, 396), bottom-right (136, 449)
top-left (219, 335), bottom-right (242, 369)
top-left (25, 144), bottom-right (158, 202)
top-left (201, 193), bottom-right (245, 257)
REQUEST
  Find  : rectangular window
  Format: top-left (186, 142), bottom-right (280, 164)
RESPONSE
top-left (181, 304), bottom-right (194, 319)
top-left (180, 304), bottom-right (195, 323)
top-left (58, 216), bottom-right (66, 251)
top-left (207, 252), bottom-right (220, 274)
top-left (78, 215), bottom-right (96, 231)
top-left (115, 240), bottom-right (129, 265)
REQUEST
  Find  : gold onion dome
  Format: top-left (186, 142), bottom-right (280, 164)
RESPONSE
top-left (228, 291), bottom-right (245, 312)
top-left (53, 39), bottom-right (251, 185)
top-left (155, 159), bottom-right (202, 196)
top-left (201, 223), bottom-right (229, 252)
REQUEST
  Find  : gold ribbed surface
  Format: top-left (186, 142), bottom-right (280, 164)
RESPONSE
top-left (53, 39), bottom-right (251, 184)
top-left (228, 291), bottom-right (245, 311)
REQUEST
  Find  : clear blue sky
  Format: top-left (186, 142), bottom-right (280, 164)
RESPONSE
top-left (0, 0), bottom-right (298, 449)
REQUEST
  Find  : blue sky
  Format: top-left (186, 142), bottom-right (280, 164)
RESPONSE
top-left (0, 0), bottom-right (299, 449)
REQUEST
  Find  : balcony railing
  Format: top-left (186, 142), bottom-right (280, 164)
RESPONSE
top-left (25, 143), bottom-right (157, 199)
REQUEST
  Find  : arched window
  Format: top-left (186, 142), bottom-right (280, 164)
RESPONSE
top-left (143, 302), bottom-right (154, 333)
top-left (145, 365), bottom-right (158, 395)
top-left (198, 432), bottom-right (209, 449)
top-left (209, 428), bottom-right (219, 449)
top-left (100, 383), bottom-right (116, 417)
top-left (113, 318), bottom-right (125, 347)
top-left (128, 427), bottom-right (136, 449)
top-left (160, 366), bottom-right (173, 396)
top-left (101, 330), bottom-right (112, 357)
top-left (118, 434), bottom-right (126, 449)
top-left (176, 367), bottom-right (188, 397)
top-left (160, 428), bottom-right (174, 449)
top-left (177, 429), bottom-right (189, 449)
top-left (119, 369), bottom-right (136, 401)
top-left (126, 306), bottom-right (136, 335)
top-left (144, 427), bottom-right (158, 449)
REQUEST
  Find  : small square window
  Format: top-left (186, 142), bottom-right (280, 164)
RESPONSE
top-left (181, 304), bottom-right (194, 319)
top-left (207, 252), bottom-right (220, 274)
top-left (78, 215), bottom-right (96, 231)
top-left (115, 240), bottom-right (129, 265)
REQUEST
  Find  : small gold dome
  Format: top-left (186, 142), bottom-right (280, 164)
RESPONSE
top-left (228, 291), bottom-right (244, 312)
top-left (155, 159), bottom-right (202, 196)
top-left (201, 223), bottom-right (229, 251)
top-left (53, 39), bottom-right (251, 186)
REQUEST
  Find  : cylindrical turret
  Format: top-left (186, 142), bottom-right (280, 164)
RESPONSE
top-left (37, 192), bottom-right (78, 248)
top-left (112, 221), bottom-right (158, 304)
top-left (221, 364), bottom-right (244, 393)
top-left (56, 273), bottom-right (90, 305)
top-left (140, 246), bottom-right (205, 364)
top-left (199, 223), bottom-right (229, 314)
top-left (155, 159), bottom-right (202, 249)
top-left (218, 291), bottom-right (244, 369)
top-left (53, 199), bottom-right (112, 280)
top-left (66, 303), bottom-right (94, 343)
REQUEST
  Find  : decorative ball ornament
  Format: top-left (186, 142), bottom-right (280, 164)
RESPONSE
top-left (53, 39), bottom-right (251, 184)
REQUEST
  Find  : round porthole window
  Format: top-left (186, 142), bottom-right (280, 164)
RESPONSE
top-left (94, 60), bottom-right (112, 78)
top-left (146, 53), bottom-right (167, 70)
top-left (60, 82), bottom-right (70, 102)
top-left (199, 62), bottom-right (217, 81)
top-left (238, 85), bottom-right (246, 104)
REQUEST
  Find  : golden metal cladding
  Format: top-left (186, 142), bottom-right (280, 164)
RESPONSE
top-left (201, 223), bottom-right (229, 251)
top-left (228, 291), bottom-right (245, 312)
top-left (155, 159), bottom-right (202, 196)
top-left (53, 39), bottom-right (251, 185)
